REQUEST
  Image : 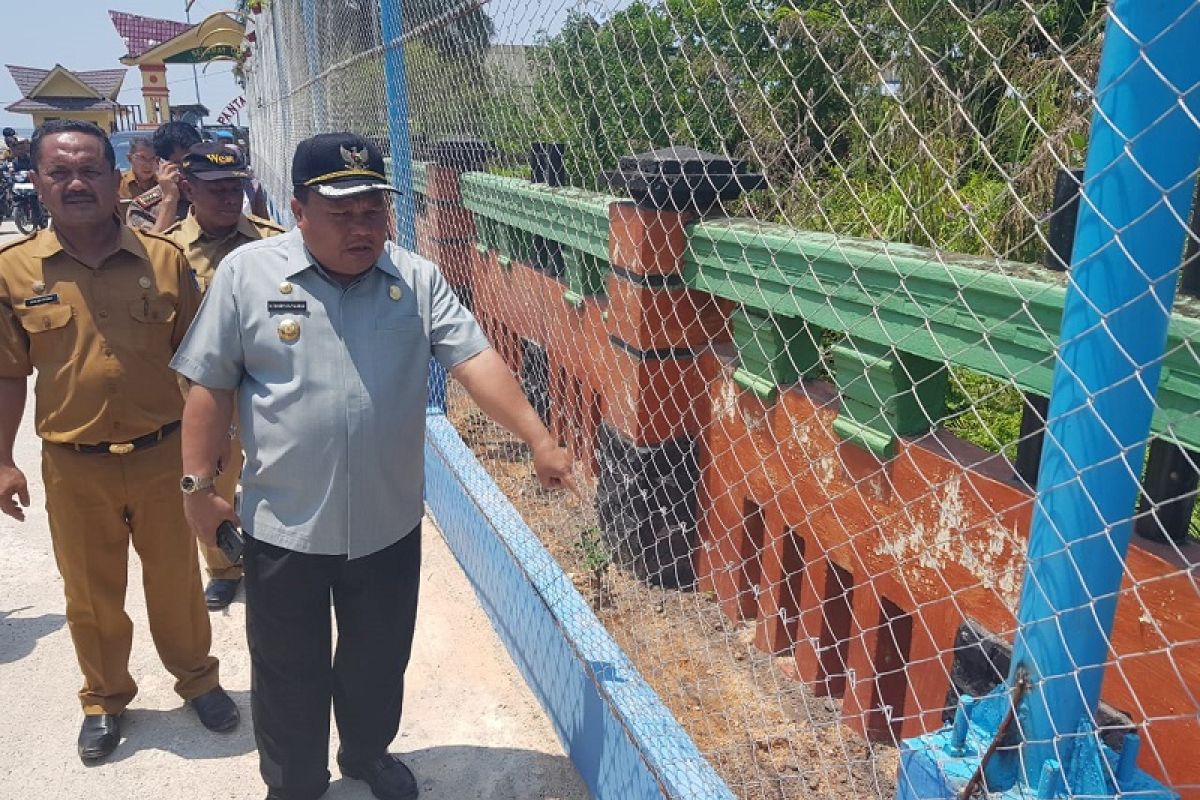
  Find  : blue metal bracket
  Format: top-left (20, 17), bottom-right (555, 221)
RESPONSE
top-left (897, 688), bottom-right (1174, 799)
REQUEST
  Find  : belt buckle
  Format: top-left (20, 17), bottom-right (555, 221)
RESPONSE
top-left (108, 442), bottom-right (135, 455)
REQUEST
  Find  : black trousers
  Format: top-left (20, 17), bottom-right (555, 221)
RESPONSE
top-left (244, 527), bottom-right (422, 800)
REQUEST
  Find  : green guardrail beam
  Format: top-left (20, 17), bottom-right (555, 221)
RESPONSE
top-left (460, 172), bottom-right (617, 263)
top-left (432, 168), bottom-right (1200, 453)
top-left (683, 219), bottom-right (1200, 452)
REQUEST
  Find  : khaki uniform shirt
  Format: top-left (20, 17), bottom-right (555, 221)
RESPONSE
top-left (126, 185), bottom-right (190, 232)
top-left (119, 170), bottom-right (157, 201)
top-left (0, 225), bottom-right (202, 445)
top-left (163, 212), bottom-right (285, 291)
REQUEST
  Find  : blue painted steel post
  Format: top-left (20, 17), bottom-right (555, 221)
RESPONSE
top-left (1008, 0), bottom-right (1200, 788)
top-left (300, 0), bottom-right (327, 131)
top-left (267, 6), bottom-right (292, 223)
top-left (378, 0), bottom-right (443, 410)
top-left (379, 0), bottom-right (416, 249)
top-left (895, 3), bottom-right (1199, 798)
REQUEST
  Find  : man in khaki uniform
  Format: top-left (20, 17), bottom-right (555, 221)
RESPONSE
top-left (0, 120), bottom-right (238, 765)
top-left (126, 121), bottom-right (201, 233)
top-left (119, 136), bottom-right (158, 201)
top-left (164, 141), bottom-right (284, 610)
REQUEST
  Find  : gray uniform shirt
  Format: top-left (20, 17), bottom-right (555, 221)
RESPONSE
top-left (172, 228), bottom-right (489, 558)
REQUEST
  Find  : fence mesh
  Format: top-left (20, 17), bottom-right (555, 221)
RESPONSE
top-left (242, 1), bottom-right (1200, 797)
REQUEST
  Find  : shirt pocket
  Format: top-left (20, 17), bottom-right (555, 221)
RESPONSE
top-left (371, 316), bottom-right (428, 393)
top-left (376, 313), bottom-right (425, 333)
top-left (127, 295), bottom-right (178, 354)
top-left (16, 303), bottom-right (74, 365)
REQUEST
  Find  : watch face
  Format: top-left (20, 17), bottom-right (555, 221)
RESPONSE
top-left (181, 476), bottom-right (196, 492)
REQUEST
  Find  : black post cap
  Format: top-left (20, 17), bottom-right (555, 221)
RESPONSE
top-left (431, 135), bottom-right (495, 172)
top-left (600, 146), bottom-right (765, 215)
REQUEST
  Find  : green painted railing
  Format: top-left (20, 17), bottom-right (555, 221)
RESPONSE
top-left (459, 172), bottom-right (618, 262)
top-left (684, 219), bottom-right (1200, 454)
top-left (410, 159), bottom-right (427, 196)
top-left (414, 167), bottom-right (1200, 454)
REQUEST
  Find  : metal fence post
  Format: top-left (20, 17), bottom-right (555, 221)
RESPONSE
top-left (379, 0), bottom-right (442, 410)
top-left (897, 2), bottom-right (1200, 797)
top-left (379, 0), bottom-right (416, 250)
top-left (1008, 1), bottom-right (1200, 788)
top-left (300, 0), bottom-right (327, 131)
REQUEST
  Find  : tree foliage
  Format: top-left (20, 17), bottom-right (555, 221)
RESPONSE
top-left (527, 0), bottom-right (1104, 262)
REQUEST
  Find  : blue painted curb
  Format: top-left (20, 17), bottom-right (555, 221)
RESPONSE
top-left (423, 411), bottom-right (734, 800)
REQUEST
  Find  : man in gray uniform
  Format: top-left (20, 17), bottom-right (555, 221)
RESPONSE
top-left (172, 132), bottom-right (573, 800)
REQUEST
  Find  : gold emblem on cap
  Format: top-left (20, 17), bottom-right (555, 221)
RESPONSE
top-left (278, 318), bottom-right (301, 342)
top-left (279, 281), bottom-right (294, 295)
top-left (31, 280), bottom-right (45, 293)
top-left (341, 145), bottom-right (368, 169)
top-left (389, 285), bottom-right (402, 301)
top-left (138, 276), bottom-right (152, 290)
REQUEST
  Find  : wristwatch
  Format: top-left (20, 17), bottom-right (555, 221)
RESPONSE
top-left (180, 474), bottom-right (217, 494)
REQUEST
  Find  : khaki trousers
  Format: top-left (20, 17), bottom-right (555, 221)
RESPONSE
top-left (199, 434), bottom-right (244, 581)
top-left (42, 429), bottom-right (219, 715)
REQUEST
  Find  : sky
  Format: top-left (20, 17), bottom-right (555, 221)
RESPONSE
top-left (0, 0), bottom-right (633, 133)
top-left (0, 0), bottom-right (242, 133)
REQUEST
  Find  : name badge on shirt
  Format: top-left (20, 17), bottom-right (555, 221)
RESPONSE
top-left (25, 293), bottom-right (60, 308)
top-left (267, 300), bottom-right (308, 314)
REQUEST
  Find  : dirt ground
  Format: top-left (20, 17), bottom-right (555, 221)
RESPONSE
top-left (448, 394), bottom-right (900, 800)
top-left (0, 224), bottom-right (589, 800)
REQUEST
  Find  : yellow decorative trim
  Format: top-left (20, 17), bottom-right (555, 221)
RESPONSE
top-left (303, 169), bottom-right (386, 186)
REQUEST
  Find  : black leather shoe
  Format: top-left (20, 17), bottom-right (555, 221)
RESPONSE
top-left (338, 753), bottom-right (418, 800)
top-left (78, 713), bottom-right (121, 764)
top-left (205, 578), bottom-right (241, 610)
top-left (189, 686), bottom-right (239, 733)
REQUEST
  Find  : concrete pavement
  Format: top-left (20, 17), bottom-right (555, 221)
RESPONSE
top-left (0, 219), bottom-right (589, 799)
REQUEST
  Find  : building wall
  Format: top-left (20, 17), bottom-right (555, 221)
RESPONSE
top-left (30, 110), bottom-right (118, 132)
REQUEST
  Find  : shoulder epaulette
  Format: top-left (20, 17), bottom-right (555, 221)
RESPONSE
top-left (136, 228), bottom-right (187, 256)
top-left (0, 231), bottom-right (37, 257)
top-left (247, 214), bottom-right (286, 233)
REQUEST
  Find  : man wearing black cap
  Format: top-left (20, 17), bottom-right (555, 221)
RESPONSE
top-left (171, 132), bottom-right (574, 800)
top-left (164, 142), bottom-right (285, 611)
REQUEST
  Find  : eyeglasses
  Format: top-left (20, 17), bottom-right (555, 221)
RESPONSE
top-left (130, 153), bottom-right (157, 164)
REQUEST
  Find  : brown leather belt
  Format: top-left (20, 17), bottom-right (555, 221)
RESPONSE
top-left (60, 420), bottom-right (181, 455)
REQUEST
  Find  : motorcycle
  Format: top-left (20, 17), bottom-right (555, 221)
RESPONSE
top-left (11, 170), bottom-right (47, 234)
top-left (0, 164), bottom-right (12, 222)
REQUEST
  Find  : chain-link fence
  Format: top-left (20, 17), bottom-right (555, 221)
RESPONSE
top-left (241, 1), bottom-right (1200, 797)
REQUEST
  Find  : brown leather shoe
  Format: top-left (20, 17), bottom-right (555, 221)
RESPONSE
top-left (78, 713), bottom-right (121, 764)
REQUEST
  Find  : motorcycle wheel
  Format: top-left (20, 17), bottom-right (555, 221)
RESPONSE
top-left (14, 206), bottom-right (34, 235)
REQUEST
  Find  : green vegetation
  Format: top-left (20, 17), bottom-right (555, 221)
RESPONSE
top-left (574, 527), bottom-right (612, 611)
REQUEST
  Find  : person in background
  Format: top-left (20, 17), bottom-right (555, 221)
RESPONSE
top-left (120, 136), bottom-right (158, 200)
top-left (163, 141), bottom-right (285, 610)
top-left (173, 132), bottom-right (573, 800)
top-left (127, 121), bottom-right (202, 233)
top-left (214, 131), bottom-right (271, 219)
top-left (11, 139), bottom-right (33, 173)
top-left (0, 119), bottom-right (238, 765)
